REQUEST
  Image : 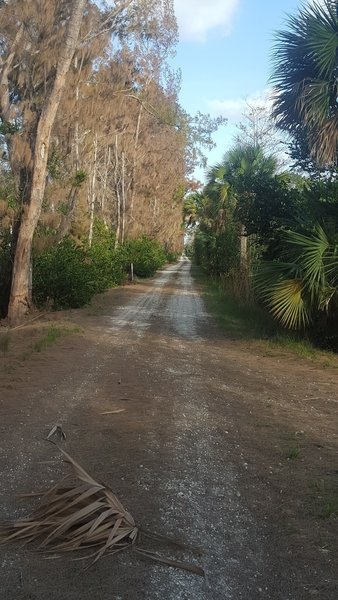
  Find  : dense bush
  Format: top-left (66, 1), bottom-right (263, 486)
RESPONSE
top-left (33, 238), bottom-right (95, 309)
top-left (193, 225), bottom-right (240, 277)
top-left (165, 250), bottom-right (180, 263)
top-left (86, 221), bottom-right (125, 292)
top-left (0, 231), bottom-right (12, 318)
top-left (31, 229), bottom-right (169, 310)
top-left (123, 235), bottom-right (166, 277)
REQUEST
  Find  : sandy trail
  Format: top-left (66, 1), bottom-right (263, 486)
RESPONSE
top-left (0, 259), bottom-right (337, 599)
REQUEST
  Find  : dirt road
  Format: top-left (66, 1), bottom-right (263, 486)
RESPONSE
top-left (1, 259), bottom-right (338, 599)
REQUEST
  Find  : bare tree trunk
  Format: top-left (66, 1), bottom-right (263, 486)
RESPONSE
top-left (7, 0), bottom-right (86, 324)
top-left (121, 151), bottom-right (126, 244)
top-left (114, 135), bottom-right (121, 249)
top-left (101, 146), bottom-right (111, 216)
top-left (74, 91), bottom-right (80, 172)
top-left (240, 224), bottom-right (249, 300)
top-left (152, 196), bottom-right (158, 232)
top-left (73, 53), bottom-right (85, 173)
top-left (240, 224), bottom-right (247, 270)
top-left (88, 133), bottom-right (98, 247)
top-left (129, 104), bottom-right (143, 222)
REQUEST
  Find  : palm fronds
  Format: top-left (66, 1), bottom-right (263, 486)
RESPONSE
top-left (271, 0), bottom-right (338, 165)
top-left (0, 449), bottom-right (204, 576)
top-left (255, 223), bottom-right (338, 329)
top-left (269, 278), bottom-right (310, 329)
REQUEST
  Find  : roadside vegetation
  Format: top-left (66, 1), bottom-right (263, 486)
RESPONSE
top-left (195, 268), bottom-right (338, 366)
top-left (32, 225), bottom-right (171, 310)
top-left (186, 0), bottom-right (338, 353)
top-left (32, 325), bottom-right (81, 353)
top-left (0, 0), bottom-right (223, 323)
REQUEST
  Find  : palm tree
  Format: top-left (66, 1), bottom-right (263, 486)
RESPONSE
top-left (256, 223), bottom-right (338, 329)
top-left (271, 0), bottom-right (338, 166)
top-left (204, 145), bottom-right (279, 293)
top-left (205, 145), bottom-right (278, 221)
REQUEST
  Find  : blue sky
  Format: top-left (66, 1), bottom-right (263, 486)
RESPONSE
top-left (172, 0), bottom-right (305, 181)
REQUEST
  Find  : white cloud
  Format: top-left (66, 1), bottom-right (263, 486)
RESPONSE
top-left (208, 89), bottom-right (273, 120)
top-left (174, 0), bottom-right (240, 42)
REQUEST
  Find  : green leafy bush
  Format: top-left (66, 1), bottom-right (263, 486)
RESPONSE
top-left (0, 231), bottom-right (12, 318)
top-left (29, 228), bottom-right (168, 311)
top-left (33, 238), bottom-right (94, 309)
top-left (86, 221), bottom-right (125, 292)
top-left (193, 225), bottom-right (240, 277)
top-left (123, 235), bottom-right (166, 277)
top-left (165, 250), bottom-right (180, 263)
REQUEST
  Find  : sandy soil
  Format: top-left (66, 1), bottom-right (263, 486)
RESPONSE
top-left (0, 258), bottom-right (337, 599)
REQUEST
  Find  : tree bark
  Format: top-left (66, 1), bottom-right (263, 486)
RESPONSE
top-left (101, 146), bottom-right (111, 216)
top-left (0, 25), bottom-right (24, 121)
top-left (240, 224), bottom-right (249, 301)
top-left (121, 151), bottom-right (126, 244)
top-left (7, 0), bottom-right (86, 324)
top-left (88, 133), bottom-right (98, 247)
top-left (129, 104), bottom-right (143, 222)
top-left (114, 135), bottom-right (121, 249)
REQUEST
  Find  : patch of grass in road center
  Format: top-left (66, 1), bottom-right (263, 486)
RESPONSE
top-left (192, 267), bottom-right (338, 366)
top-left (308, 479), bottom-right (338, 520)
top-left (286, 445), bottom-right (301, 460)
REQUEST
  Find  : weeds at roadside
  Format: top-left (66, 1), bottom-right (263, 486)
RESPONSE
top-left (287, 446), bottom-right (301, 460)
top-left (193, 268), bottom-right (275, 339)
top-left (193, 268), bottom-right (338, 366)
top-left (0, 330), bottom-right (10, 356)
top-left (32, 325), bottom-right (81, 353)
top-left (308, 479), bottom-right (338, 520)
top-left (321, 498), bottom-right (338, 519)
top-left (86, 304), bottom-right (104, 316)
top-left (269, 335), bottom-right (318, 360)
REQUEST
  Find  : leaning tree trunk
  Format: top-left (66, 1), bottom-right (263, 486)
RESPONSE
top-left (7, 0), bottom-right (86, 324)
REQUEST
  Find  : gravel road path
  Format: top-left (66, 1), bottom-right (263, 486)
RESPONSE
top-left (1, 258), bottom-right (337, 599)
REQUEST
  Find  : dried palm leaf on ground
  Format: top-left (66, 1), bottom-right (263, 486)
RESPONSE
top-left (47, 424), bottom-right (66, 441)
top-left (0, 448), bottom-right (204, 576)
top-left (100, 409), bottom-right (125, 415)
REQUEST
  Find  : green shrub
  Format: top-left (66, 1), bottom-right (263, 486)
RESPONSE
top-left (31, 230), bottom-right (167, 311)
top-left (33, 220), bottom-right (131, 309)
top-left (0, 231), bottom-right (13, 318)
top-left (86, 220), bottom-right (125, 292)
top-left (193, 225), bottom-right (240, 277)
top-left (33, 238), bottom-right (94, 309)
top-left (165, 250), bottom-right (180, 263)
top-left (123, 235), bottom-right (166, 277)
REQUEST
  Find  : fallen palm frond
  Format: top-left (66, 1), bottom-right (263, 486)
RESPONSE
top-left (47, 424), bottom-right (66, 441)
top-left (100, 409), bottom-right (125, 415)
top-left (0, 449), bottom-right (204, 576)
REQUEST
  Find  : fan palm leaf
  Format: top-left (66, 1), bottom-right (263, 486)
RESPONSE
top-left (272, 0), bottom-right (338, 165)
top-left (255, 223), bottom-right (338, 328)
top-left (269, 279), bottom-right (309, 329)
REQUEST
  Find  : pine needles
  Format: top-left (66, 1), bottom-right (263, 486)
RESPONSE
top-left (0, 448), bottom-right (204, 577)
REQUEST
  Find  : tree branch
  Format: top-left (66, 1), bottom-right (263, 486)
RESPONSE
top-left (0, 24), bottom-right (24, 121)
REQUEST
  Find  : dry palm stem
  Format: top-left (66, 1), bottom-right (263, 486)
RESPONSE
top-left (0, 449), bottom-right (204, 576)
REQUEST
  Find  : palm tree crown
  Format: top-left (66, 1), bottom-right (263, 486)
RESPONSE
top-left (271, 0), bottom-right (338, 166)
